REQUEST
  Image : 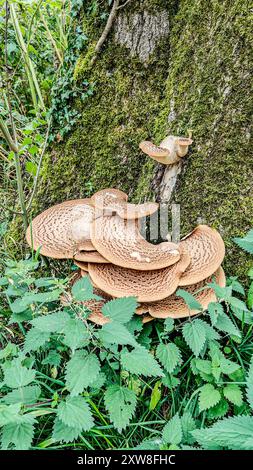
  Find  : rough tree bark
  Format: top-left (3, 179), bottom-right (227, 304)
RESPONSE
top-left (21, 0), bottom-right (252, 277)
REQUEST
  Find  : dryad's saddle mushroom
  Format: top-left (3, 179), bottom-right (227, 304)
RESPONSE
top-left (139, 135), bottom-right (193, 165)
top-left (26, 184), bottom-right (226, 325)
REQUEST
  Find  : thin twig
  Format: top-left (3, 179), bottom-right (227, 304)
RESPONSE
top-left (117, 0), bottom-right (133, 10)
top-left (90, 0), bottom-right (120, 66)
top-left (26, 116), bottom-right (52, 211)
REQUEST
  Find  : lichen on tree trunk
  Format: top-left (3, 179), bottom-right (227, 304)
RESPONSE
top-left (15, 0), bottom-right (252, 278)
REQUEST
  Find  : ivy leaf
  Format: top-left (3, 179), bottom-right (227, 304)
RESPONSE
top-left (23, 328), bottom-right (51, 353)
top-left (104, 385), bottom-right (137, 432)
top-left (191, 416), bottom-right (253, 450)
top-left (182, 319), bottom-right (206, 357)
top-left (71, 276), bottom-right (100, 301)
top-left (156, 343), bottom-right (182, 373)
top-left (176, 289), bottom-right (202, 311)
top-left (3, 360), bottom-right (35, 388)
top-left (223, 384), bottom-right (243, 406)
top-left (57, 396), bottom-right (94, 431)
top-left (121, 346), bottom-right (164, 377)
top-left (52, 418), bottom-right (81, 443)
top-left (199, 384), bottom-right (221, 412)
top-left (1, 416), bottom-right (35, 450)
top-left (99, 322), bottom-right (137, 346)
top-left (162, 414), bottom-right (182, 445)
top-left (246, 354), bottom-right (253, 410)
top-left (62, 318), bottom-right (89, 351)
top-left (65, 350), bottom-right (100, 396)
top-left (30, 311), bottom-right (70, 333)
top-left (5, 385), bottom-right (41, 405)
top-left (101, 297), bottom-right (137, 324)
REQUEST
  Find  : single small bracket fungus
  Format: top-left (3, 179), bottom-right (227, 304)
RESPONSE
top-left (178, 225), bottom-right (225, 286)
top-left (91, 214), bottom-right (182, 271)
top-left (26, 199), bottom-right (95, 259)
top-left (136, 267), bottom-right (226, 319)
top-left (74, 250), bottom-right (110, 263)
top-left (87, 251), bottom-right (190, 302)
top-left (139, 135), bottom-right (193, 165)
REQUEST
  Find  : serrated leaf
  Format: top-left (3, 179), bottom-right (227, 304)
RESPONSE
top-left (57, 396), bottom-right (94, 431)
top-left (0, 403), bottom-right (22, 426)
top-left (191, 416), bottom-right (253, 450)
top-left (228, 296), bottom-right (249, 313)
top-left (71, 276), bottom-right (100, 301)
top-left (99, 322), bottom-right (136, 346)
top-left (246, 354), bottom-right (253, 410)
top-left (156, 342), bottom-right (182, 373)
top-left (24, 328), bottom-right (50, 353)
top-left (207, 398), bottom-right (229, 420)
top-left (228, 278), bottom-right (245, 296)
top-left (202, 322), bottom-right (221, 341)
top-left (220, 357), bottom-right (240, 375)
top-left (1, 416), bottom-right (35, 450)
top-left (162, 413), bottom-right (182, 445)
top-left (42, 350), bottom-right (61, 367)
top-left (247, 282), bottom-right (253, 310)
top-left (176, 289), bottom-right (202, 311)
top-left (208, 302), bottom-right (224, 326)
top-left (181, 412), bottom-right (196, 444)
top-left (198, 384), bottom-right (221, 412)
top-left (215, 313), bottom-right (241, 337)
top-left (52, 417), bottom-right (81, 443)
top-left (121, 346), bottom-right (164, 377)
top-left (182, 319), bottom-right (206, 357)
top-left (62, 318), bottom-right (89, 351)
top-left (101, 297), bottom-right (137, 323)
top-left (10, 290), bottom-right (62, 313)
top-left (4, 360), bottom-right (35, 388)
top-left (5, 385), bottom-right (41, 405)
top-left (164, 318), bottom-right (174, 332)
top-left (223, 384), bottom-right (243, 406)
top-left (104, 385), bottom-right (137, 432)
top-left (65, 350), bottom-right (100, 396)
top-left (233, 235), bottom-right (253, 254)
top-left (30, 311), bottom-right (70, 333)
top-left (134, 439), bottom-right (161, 450)
top-left (195, 359), bottom-right (212, 375)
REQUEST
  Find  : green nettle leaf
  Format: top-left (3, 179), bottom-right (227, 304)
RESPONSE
top-left (65, 350), bottom-right (100, 396)
top-left (208, 302), bottom-right (224, 326)
top-left (71, 276), bottom-right (100, 301)
top-left (162, 414), bottom-right (182, 445)
top-left (10, 290), bottom-right (62, 313)
top-left (57, 396), bottom-right (94, 431)
top-left (164, 318), bottom-right (174, 332)
top-left (99, 322), bottom-right (137, 346)
top-left (62, 318), bottom-right (89, 350)
top-left (228, 296), bottom-right (249, 313)
top-left (198, 384), bottom-right (221, 412)
top-left (149, 381), bottom-right (161, 411)
top-left (23, 328), bottom-right (51, 353)
top-left (207, 398), bottom-right (229, 421)
top-left (101, 297), bottom-right (137, 323)
top-left (247, 282), bottom-right (253, 310)
top-left (30, 311), bottom-right (70, 333)
top-left (176, 289), bottom-right (202, 311)
top-left (156, 342), bottom-right (182, 373)
top-left (191, 416), bottom-right (253, 450)
top-left (52, 418), bottom-right (81, 443)
top-left (220, 357), bottom-right (240, 375)
top-left (42, 350), bottom-right (61, 367)
top-left (228, 278), bottom-right (245, 296)
top-left (0, 404), bottom-right (22, 426)
top-left (233, 231), bottom-right (253, 254)
top-left (202, 322), bottom-right (221, 341)
top-left (223, 384), bottom-right (243, 406)
top-left (214, 313), bottom-right (241, 338)
top-left (121, 346), bottom-right (164, 377)
top-left (4, 361), bottom-right (36, 389)
top-left (104, 385), bottom-right (137, 432)
top-left (195, 359), bottom-right (212, 375)
top-left (5, 385), bottom-right (41, 405)
top-left (246, 355), bottom-right (253, 410)
top-left (1, 416), bottom-right (35, 450)
top-left (182, 319), bottom-right (206, 357)
top-left (181, 412), bottom-right (196, 444)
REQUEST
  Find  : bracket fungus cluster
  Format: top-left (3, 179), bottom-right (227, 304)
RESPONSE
top-left (139, 134), bottom-right (193, 165)
top-left (26, 188), bottom-right (226, 325)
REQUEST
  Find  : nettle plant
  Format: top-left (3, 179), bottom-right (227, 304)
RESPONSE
top-left (0, 234), bottom-right (253, 450)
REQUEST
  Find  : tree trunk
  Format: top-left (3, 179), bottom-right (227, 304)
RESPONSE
top-left (34, 0), bottom-right (252, 278)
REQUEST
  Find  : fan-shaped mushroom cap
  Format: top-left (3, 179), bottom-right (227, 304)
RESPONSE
top-left (91, 214), bottom-right (181, 271)
top-left (139, 141), bottom-right (170, 158)
top-left (74, 261), bottom-right (89, 272)
top-left (137, 267), bottom-right (226, 319)
top-left (88, 251), bottom-right (190, 302)
top-left (74, 251), bottom-right (110, 264)
top-left (26, 199), bottom-right (95, 259)
top-left (91, 188), bottom-right (158, 220)
top-left (178, 225), bottom-right (225, 286)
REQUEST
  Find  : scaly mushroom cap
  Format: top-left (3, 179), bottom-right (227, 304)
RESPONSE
top-left (139, 141), bottom-right (170, 158)
top-left (91, 187), bottom-right (158, 220)
top-left (74, 251), bottom-right (110, 264)
top-left (74, 261), bottom-right (89, 272)
top-left (26, 199), bottom-right (95, 259)
top-left (137, 267), bottom-right (226, 319)
top-left (87, 251), bottom-right (190, 302)
top-left (91, 214), bottom-right (181, 270)
top-left (178, 225), bottom-right (225, 286)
